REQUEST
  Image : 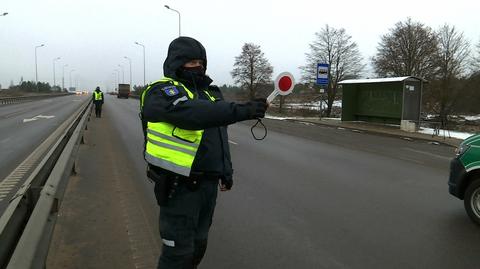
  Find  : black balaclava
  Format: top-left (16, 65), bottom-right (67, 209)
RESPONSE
top-left (163, 36), bottom-right (212, 90)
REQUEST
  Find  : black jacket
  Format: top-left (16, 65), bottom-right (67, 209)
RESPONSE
top-left (142, 37), bottom-right (255, 180)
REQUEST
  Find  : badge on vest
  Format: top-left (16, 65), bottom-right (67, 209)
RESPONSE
top-left (163, 86), bottom-right (179, 96)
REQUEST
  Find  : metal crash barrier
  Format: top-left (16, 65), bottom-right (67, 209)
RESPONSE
top-left (0, 99), bottom-right (92, 269)
top-left (0, 93), bottom-right (71, 105)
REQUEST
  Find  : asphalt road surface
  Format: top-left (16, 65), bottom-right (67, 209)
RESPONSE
top-left (51, 95), bottom-right (480, 269)
top-left (0, 95), bottom-right (88, 208)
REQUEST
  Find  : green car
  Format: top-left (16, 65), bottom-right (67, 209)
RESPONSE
top-left (449, 133), bottom-right (480, 225)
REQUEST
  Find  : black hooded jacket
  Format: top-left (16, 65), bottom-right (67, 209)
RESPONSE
top-left (142, 37), bottom-right (255, 180)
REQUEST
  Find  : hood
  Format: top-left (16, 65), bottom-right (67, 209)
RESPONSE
top-left (462, 133), bottom-right (480, 146)
top-left (163, 36), bottom-right (207, 79)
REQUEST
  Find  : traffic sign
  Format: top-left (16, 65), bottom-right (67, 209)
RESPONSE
top-left (267, 72), bottom-right (295, 103)
top-left (316, 63), bottom-right (329, 85)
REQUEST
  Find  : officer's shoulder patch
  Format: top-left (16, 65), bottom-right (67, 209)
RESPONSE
top-left (162, 85), bottom-right (180, 96)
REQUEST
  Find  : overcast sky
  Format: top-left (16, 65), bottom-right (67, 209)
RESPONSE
top-left (1, 0), bottom-right (479, 91)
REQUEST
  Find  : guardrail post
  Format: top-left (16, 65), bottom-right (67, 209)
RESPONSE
top-left (71, 162), bottom-right (77, 175)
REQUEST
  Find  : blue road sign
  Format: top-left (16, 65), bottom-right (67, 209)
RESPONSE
top-left (316, 63), bottom-right (329, 85)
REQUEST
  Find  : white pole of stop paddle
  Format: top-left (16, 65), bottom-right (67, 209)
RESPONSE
top-left (267, 89), bottom-right (279, 103)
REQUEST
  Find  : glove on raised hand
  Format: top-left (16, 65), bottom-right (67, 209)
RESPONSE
top-left (246, 98), bottom-right (268, 119)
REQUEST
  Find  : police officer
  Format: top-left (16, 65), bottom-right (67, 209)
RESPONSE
top-left (140, 36), bottom-right (268, 269)
top-left (92, 86), bottom-right (104, 118)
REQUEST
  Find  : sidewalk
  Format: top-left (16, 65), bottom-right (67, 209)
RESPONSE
top-left (270, 116), bottom-right (463, 147)
top-left (47, 112), bottom-right (160, 269)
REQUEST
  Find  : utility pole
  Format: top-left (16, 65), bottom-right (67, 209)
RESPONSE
top-left (134, 42), bottom-right (146, 86)
top-left (35, 44), bottom-right (45, 91)
top-left (52, 57), bottom-right (61, 88)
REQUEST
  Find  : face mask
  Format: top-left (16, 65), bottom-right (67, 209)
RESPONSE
top-left (182, 66), bottom-right (205, 75)
top-left (177, 66), bottom-right (212, 89)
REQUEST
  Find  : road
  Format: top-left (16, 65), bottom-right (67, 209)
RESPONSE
top-left (0, 95), bottom-right (89, 208)
top-left (50, 95), bottom-right (480, 269)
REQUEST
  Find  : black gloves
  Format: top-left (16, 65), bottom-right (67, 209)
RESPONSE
top-left (246, 98), bottom-right (268, 119)
top-left (221, 175), bottom-right (233, 190)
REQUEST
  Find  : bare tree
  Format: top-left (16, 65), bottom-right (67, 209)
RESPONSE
top-left (472, 39), bottom-right (480, 72)
top-left (372, 18), bottom-right (439, 79)
top-left (429, 24), bottom-right (471, 126)
top-left (300, 24), bottom-right (364, 116)
top-left (231, 43), bottom-right (273, 100)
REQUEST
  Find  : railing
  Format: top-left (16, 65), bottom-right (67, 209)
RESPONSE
top-left (0, 93), bottom-right (71, 105)
top-left (0, 99), bottom-right (92, 269)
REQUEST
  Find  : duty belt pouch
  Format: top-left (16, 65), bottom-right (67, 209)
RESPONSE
top-left (185, 178), bottom-right (200, 192)
top-left (148, 169), bottom-right (170, 206)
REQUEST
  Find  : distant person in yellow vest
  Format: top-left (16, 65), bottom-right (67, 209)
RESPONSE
top-left (140, 36), bottom-right (268, 269)
top-left (92, 86), bottom-right (104, 118)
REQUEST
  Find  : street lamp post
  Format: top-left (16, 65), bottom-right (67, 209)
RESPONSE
top-left (112, 73), bottom-right (117, 91)
top-left (134, 42), bottom-right (146, 86)
top-left (114, 69), bottom-right (120, 87)
top-left (69, 69), bottom-right (75, 89)
top-left (35, 44), bottom-right (45, 89)
top-left (124, 56), bottom-right (132, 87)
top-left (62, 64), bottom-right (68, 91)
top-left (164, 5), bottom-right (181, 36)
top-left (52, 57), bottom-right (61, 88)
top-left (118, 64), bottom-right (125, 84)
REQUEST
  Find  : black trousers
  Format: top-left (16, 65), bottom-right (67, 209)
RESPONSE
top-left (94, 103), bottom-right (102, 117)
top-left (156, 179), bottom-right (218, 269)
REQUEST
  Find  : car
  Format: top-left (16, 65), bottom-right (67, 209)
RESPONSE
top-left (448, 133), bottom-right (480, 225)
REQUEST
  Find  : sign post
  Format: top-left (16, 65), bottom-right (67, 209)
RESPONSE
top-left (267, 72), bottom-right (295, 103)
top-left (316, 63), bottom-right (329, 118)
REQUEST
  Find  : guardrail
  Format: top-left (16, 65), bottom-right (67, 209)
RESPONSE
top-left (0, 93), bottom-right (72, 105)
top-left (0, 99), bottom-right (92, 269)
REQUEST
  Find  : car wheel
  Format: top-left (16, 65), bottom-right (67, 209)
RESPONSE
top-left (464, 178), bottom-right (480, 225)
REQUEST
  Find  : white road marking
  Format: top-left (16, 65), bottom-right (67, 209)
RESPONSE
top-left (23, 114), bottom-right (55, 123)
top-left (228, 140), bottom-right (238, 145)
top-left (403, 147), bottom-right (451, 160)
top-left (36, 115), bottom-right (55, 119)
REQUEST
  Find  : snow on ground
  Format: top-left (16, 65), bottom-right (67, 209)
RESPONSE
top-left (418, 128), bottom-right (475, 140)
top-left (464, 115), bottom-right (480, 121)
top-left (281, 100), bottom-right (342, 111)
top-left (266, 115), bottom-right (477, 140)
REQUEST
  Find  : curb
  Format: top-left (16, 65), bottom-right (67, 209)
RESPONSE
top-left (268, 117), bottom-right (461, 148)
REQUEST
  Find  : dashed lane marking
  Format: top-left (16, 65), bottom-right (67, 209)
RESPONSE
top-left (0, 163), bottom-right (35, 201)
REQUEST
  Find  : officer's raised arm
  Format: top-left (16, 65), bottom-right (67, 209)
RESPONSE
top-left (143, 88), bottom-right (267, 130)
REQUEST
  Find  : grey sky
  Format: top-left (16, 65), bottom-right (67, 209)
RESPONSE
top-left (1, 0), bottom-right (479, 91)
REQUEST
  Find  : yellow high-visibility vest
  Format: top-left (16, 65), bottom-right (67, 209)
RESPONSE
top-left (140, 77), bottom-right (216, 176)
top-left (94, 91), bottom-right (103, 101)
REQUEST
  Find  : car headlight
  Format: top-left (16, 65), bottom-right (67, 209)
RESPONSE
top-left (455, 144), bottom-right (470, 156)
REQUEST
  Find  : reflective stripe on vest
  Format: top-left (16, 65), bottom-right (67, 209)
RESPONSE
top-left (141, 77), bottom-right (215, 176)
top-left (94, 91), bottom-right (102, 101)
